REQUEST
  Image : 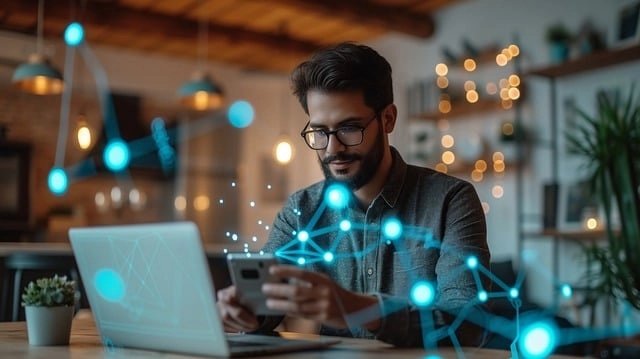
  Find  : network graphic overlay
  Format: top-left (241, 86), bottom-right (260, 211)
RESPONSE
top-left (48, 22), bottom-right (640, 359)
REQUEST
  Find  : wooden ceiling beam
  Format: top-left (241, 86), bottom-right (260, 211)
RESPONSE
top-left (2, 0), bottom-right (322, 54)
top-left (267, 0), bottom-right (435, 38)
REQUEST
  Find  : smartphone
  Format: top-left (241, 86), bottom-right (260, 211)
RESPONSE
top-left (226, 253), bottom-right (283, 315)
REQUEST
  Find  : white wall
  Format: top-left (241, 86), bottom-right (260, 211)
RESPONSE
top-left (371, 0), bottom-right (640, 308)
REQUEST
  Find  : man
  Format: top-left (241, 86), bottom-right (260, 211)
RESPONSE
top-left (217, 42), bottom-right (490, 348)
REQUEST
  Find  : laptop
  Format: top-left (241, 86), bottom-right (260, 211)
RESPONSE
top-left (69, 221), bottom-right (339, 357)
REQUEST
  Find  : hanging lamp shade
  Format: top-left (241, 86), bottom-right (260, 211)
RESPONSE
top-left (12, 53), bottom-right (64, 95)
top-left (178, 71), bottom-right (224, 111)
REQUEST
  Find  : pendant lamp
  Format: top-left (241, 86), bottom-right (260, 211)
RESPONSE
top-left (178, 7), bottom-right (224, 111)
top-left (12, 0), bottom-right (63, 95)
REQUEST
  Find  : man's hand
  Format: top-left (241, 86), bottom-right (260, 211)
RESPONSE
top-left (262, 265), bottom-right (382, 331)
top-left (216, 285), bottom-right (259, 333)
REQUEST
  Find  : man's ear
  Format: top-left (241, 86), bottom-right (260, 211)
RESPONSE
top-left (381, 104), bottom-right (397, 133)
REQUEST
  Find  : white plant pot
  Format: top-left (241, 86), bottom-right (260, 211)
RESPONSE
top-left (25, 306), bottom-right (74, 346)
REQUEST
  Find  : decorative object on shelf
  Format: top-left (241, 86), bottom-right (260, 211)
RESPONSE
top-left (545, 23), bottom-right (573, 63)
top-left (21, 275), bottom-right (78, 346)
top-left (12, 0), bottom-right (63, 95)
top-left (613, 1), bottom-right (640, 48)
top-left (573, 20), bottom-right (606, 57)
top-left (566, 85), bottom-right (640, 312)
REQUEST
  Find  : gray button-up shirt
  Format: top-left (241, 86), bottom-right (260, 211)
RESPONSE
top-left (260, 147), bottom-right (490, 347)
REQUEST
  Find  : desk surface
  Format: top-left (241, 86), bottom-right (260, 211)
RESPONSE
top-left (0, 311), bottom-right (587, 359)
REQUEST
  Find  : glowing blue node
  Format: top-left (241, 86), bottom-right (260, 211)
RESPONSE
top-left (228, 100), bottom-right (254, 128)
top-left (561, 284), bottom-right (572, 298)
top-left (297, 231), bottom-right (309, 242)
top-left (324, 183), bottom-right (350, 209)
top-left (509, 288), bottom-right (519, 298)
top-left (382, 218), bottom-right (403, 240)
top-left (411, 281), bottom-right (435, 307)
top-left (47, 167), bottom-right (68, 195)
top-left (104, 139), bottom-right (130, 172)
top-left (339, 220), bottom-right (351, 231)
top-left (323, 252), bottom-right (334, 262)
top-left (466, 255), bottom-right (478, 269)
top-left (94, 268), bottom-right (125, 302)
top-left (297, 257), bottom-right (306, 265)
top-left (478, 290), bottom-right (488, 302)
top-left (64, 22), bottom-right (84, 46)
top-left (425, 355), bottom-right (443, 359)
top-left (519, 322), bottom-right (557, 359)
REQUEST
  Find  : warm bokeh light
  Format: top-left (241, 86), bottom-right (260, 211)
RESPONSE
top-left (508, 44), bottom-right (520, 57)
top-left (508, 87), bottom-right (521, 100)
top-left (475, 160), bottom-right (487, 172)
top-left (486, 82), bottom-right (498, 95)
top-left (502, 99), bottom-right (513, 109)
top-left (496, 53), bottom-right (508, 66)
top-left (438, 100), bottom-right (451, 113)
top-left (274, 139), bottom-right (293, 164)
top-left (493, 152), bottom-right (505, 162)
top-left (502, 122), bottom-right (514, 136)
top-left (174, 196), bottom-right (187, 211)
top-left (435, 163), bottom-right (448, 173)
top-left (466, 90), bottom-right (479, 103)
top-left (435, 63), bottom-right (448, 76)
top-left (585, 218), bottom-right (599, 230)
top-left (492, 185), bottom-right (504, 198)
top-left (499, 78), bottom-right (509, 88)
top-left (502, 48), bottom-right (513, 61)
top-left (441, 134), bottom-right (455, 148)
top-left (500, 88), bottom-right (510, 100)
top-left (464, 80), bottom-right (476, 91)
top-left (464, 58), bottom-right (476, 71)
top-left (509, 74), bottom-right (521, 87)
top-left (471, 169), bottom-right (483, 182)
top-left (482, 202), bottom-right (490, 214)
top-left (76, 123), bottom-right (92, 150)
top-left (194, 195), bottom-right (210, 211)
top-left (494, 160), bottom-right (506, 172)
top-left (442, 150), bottom-right (455, 165)
top-left (437, 76), bottom-right (449, 88)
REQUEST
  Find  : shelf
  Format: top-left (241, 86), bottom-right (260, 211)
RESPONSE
top-left (411, 98), bottom-right (506, 121)
top-left (524, 229), bottom-right (609, 241)
top-left (527, 43), bottom-right (640, 78)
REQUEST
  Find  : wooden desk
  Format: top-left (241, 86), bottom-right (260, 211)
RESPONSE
top-left (0, 311), bottom-right (586, 359)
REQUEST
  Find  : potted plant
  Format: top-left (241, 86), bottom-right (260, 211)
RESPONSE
top-left (21, 274), bottom-right (78, 345)
top-left (545, 23), bottom-right (572, 63)
top-left (565, 87), bottom-right (640, 324)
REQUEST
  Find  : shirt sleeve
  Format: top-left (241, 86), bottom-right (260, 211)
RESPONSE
top-left (371, 181), bottom-right (491, 347)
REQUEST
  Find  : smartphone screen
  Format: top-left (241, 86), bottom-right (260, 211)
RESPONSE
top-left (226, 253), bottom-right (283, 315)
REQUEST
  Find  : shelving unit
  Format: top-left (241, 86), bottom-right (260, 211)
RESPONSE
top-left (519, 43), bottom-right (640, 305)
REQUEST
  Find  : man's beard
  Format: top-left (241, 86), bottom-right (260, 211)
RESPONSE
top-left (319, 126), bottom-right (385, 190)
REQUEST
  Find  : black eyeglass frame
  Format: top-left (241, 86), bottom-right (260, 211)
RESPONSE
top-left (299, 114), bottom-right (378, 150)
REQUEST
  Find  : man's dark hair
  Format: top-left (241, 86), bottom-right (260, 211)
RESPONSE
top-left (291, 42), bottom-right (393, 115)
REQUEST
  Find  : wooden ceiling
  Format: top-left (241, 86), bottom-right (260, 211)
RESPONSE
top-left (1, 0), bottom-right (463, 73)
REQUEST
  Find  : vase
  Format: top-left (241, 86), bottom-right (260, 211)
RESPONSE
top-left (549, 42), bottom-right (569, 63)
top-left (25, 306), bottom-right (74, 346)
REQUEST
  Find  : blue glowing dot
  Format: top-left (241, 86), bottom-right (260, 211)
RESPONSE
top-left (47, 167), bottom-right (68, 195)
top-left (103, 139), bottom-right (130, 172)
top-left (425, 355), bottom-right (443, 359)
top-left (478, 290), bottom-right (488, 302)
top-left (339, 220), bottom-right (351, 231)
top-left (382, 218), bottom-right (403, 240)
top-left (324, 183), bottom-right (350, 209)
top-left (94, 269), bottom-right (125, 302)
top-left (297, 257), bottom-right (306, 265)
top-left (64, 22), bottom-right (84, 46)
top-left (561, 284), bottom-right (572, 298)
top-left (297, 231), bottom-right (309, 242)
top-left (466, 255), bottom-right (478, 269)
top-left (519, 322), bottom-right (557, 359)
top-left (323, 252), bottom-right (334, 262)
top-left (411, 281), bottom-right (435, 307)
top-left (509, 288), bottom-right (519, 298)
top-left (228, 100), bottom-right (254, 128)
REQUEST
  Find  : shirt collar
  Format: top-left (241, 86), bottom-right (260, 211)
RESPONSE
top-left (379, 146), bottom-right (407, 208)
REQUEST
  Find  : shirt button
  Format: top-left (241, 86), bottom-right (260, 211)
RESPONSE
top-left (367, 268), bottom-right (374, 276)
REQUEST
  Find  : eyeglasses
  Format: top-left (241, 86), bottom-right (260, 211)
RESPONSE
top-left (300, 114), bottom-right (378, 150)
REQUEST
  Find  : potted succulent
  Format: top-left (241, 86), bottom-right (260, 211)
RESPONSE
top-left (566, 86), bottom-right (640, 326)
top-left (545, 23), bottom-right (572, 63)
top-left (21, 274), bottom-right (78, 345)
